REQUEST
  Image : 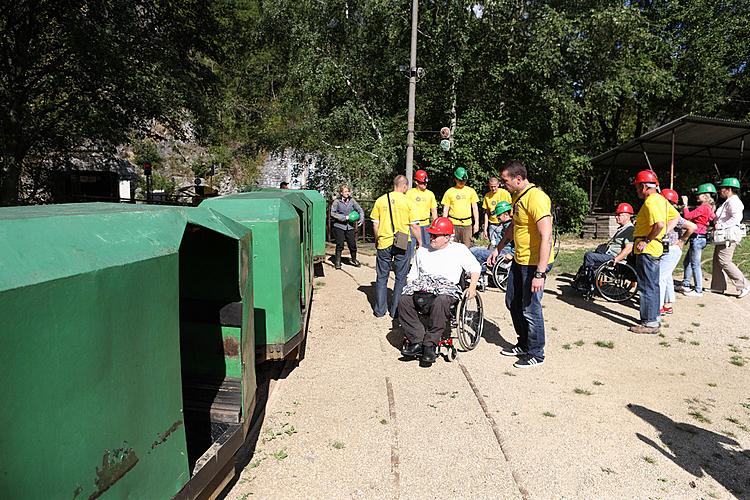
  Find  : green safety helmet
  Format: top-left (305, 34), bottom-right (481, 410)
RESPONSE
top-left (454, 167), bottom-right (468, 181)
top-left (696, 183), bottom-right (717, 195)
top-left (718, 177), bottom-right (741, 189)
top-left (494, 201), bottom-right (512, 216)
top-left (348, 210), bottom-right (360, 222)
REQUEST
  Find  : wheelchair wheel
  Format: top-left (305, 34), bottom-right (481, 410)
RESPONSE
top-left (595, 262), bottom-right (638, 303)
top-left (491, 262), bottom-right (510, 291)
top-left (456, 292), bottom-right (484, 350)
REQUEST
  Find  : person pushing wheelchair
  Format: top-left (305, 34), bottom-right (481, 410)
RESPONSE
top-left (398, 217), bottom-right (481, 365)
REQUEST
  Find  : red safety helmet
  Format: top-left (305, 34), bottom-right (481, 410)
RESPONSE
top-left (632, 170), bottom-right (659, 186)
top-left (660, 188), bottom-right (679, 204)
top-left (615, 202), bottom-right (634, 215)
top-left (426, 216), bottom-right (454, 235)
top-left (414, 169), bottom-right (429, 183)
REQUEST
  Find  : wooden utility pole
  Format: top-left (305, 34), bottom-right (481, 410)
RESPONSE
top-left (404, 0), bottom-right (419, 188)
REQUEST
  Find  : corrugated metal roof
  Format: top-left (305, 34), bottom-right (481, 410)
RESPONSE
top-left (591, 115), bottom-right (750, 172)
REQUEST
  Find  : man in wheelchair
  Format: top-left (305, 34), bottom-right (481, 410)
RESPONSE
top-left (471, 201), bottom-right (514, 289)
top-left (398, 217), bottom-right (481, 364)
top-left (574, 203), bottom-right (635, 295)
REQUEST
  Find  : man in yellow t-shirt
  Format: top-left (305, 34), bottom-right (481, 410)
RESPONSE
top-left (482, 176), bottom-right (512, 245)
top-left (488, 160), bottom-right (553, 368)
top-left (406, 169), bottom-right (438, 256)
top-left (629, 170), bottom-right (680, 335)
top-left (370, 175), bottom-right (421, 319)
top-left (441, 167), bottom-right (479, 247)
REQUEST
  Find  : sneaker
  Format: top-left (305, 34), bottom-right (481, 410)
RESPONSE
top-left (674, 284), bottom-right (687, 292)
top-left (739, 287), bottom-right (750, 299)
top-left (629, 324), bottom-right (660, 335)
top-left (683, 290), bottom-right (703, 297)
top-left (501, 345), bottom-right (527, 357)
top-left (659, 306), bottom-right (673, 316)
top-left (513, 355), bottom-right (544, 368)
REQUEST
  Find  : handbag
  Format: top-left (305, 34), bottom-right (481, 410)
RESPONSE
top-left (387, 193), bottom-right (409, 251)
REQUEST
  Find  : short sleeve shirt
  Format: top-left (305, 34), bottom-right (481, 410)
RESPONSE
top-left (633, 193), bottom-right (680, 257)
top-left (441, 186), bottom-right (479, 226)
top-left (605, 223), bottom-right (635, 256)
top-left (406, 187), bottom-right (437, 226)
top-left (483, 189), bottom-right (512, 224)
top-left (370, 191), bottom-right (418, 250)
top-left (512, 184), bottom-right (554, 266)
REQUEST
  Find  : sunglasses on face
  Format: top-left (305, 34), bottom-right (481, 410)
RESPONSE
top-left (429, 233), bottom-right (448, 239)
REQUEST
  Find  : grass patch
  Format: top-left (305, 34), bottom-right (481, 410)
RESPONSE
top-left (272, 448), bottom-right (289, 461)
top-left (726, 416), bottom-right (741, 424)
top-left (698, 303), bottom-right (706, 307)
top-left (691, 322), bottom-right (701, 327)
top-left (562, 344), bottom-right (572, 350)
top-left (659, 341), bottom-right (671, 348)
top-left (730, 356), bottom-right (746, 367)
top-left (642, 455), bottom-right (656, 464)
top-left (574, 340), bottom-right (585, 347)
top-left (551, 326), bottom-right (558, 332)
top-left (574, 388), bottom-right (594, 395)
top-left (739, 336), bottom-right (750, 340)
top-left (331, 441), bottom-right (345, 450)
top-left (593, 380), bottom-right (604, 386)
top-left (688, 411), bottom-right (711, 424)
top-left (677, 337), bottom-right (686, 343)
top-left (728, 344), bottom-right (742, 353)
top-left (595, 340), bottom-right (614, 349)
top-left (542, 411), bottom-right (556, 417)
top-left (380, 418), bottom-right (388, 425)
top-left (690, 340), bottom-right (701, 346)
top-left (722, 430), bottom-right (737, 438)
top-left (707, 383), bottom-right (717, 387)
top-left (503, 371), bottom-right (516, 377)
top-left (657, 333), bottom-right (666, 338)
top-left (313, 279), bottom-right (326, 289)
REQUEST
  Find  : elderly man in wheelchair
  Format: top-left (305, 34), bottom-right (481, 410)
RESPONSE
top-left (398, 217), bottom-right (482, 365)
top-left (573, 203), bottom-right (637, 301)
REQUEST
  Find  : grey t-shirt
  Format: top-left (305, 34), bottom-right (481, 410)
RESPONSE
top-left (605, 223), bottom-right (635, 256)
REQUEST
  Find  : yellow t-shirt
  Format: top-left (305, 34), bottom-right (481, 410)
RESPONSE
top-left (406, 187), bottom-right (437, 226)
top-left (633, 192), bottom-right (680, 257)
top-left (441, 186), bottom-right (479, 226)
top-left (370, 191), bottom-right (418, 250)
top-left (483, 189), bottom-right (512, 224)
top-left (512, 184), bottom-right (554, 266)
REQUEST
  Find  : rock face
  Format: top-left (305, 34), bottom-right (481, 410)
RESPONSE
top-left (257, 150), bottom-right (313, 189)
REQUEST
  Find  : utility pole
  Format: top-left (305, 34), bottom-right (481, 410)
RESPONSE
top-left (404, 0), bottom-right (419, 188)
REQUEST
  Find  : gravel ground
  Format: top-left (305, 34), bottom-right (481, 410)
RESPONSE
top-left (225, 250), bottom-right (750, 500)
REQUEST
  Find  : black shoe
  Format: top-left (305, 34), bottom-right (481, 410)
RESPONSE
top-left (421, 345), bottom-right (437, 363)
top-left (500, 345), bottom-right (527, 357)
top-left (513, 355), bottom-right (544, 368)
top-left (334, 253), bottom-right (342, 270)
top-left (349, 258), bottom-right (361, 267)
top-left (401, 342), bottom-right (422, 357)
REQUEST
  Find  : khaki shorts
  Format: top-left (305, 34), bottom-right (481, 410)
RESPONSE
top-left (453, 225), bottom-right (473, 247)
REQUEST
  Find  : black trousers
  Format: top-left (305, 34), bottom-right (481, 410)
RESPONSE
top-left (398, 294), bottom-right (456, 347)
top-left (333, 226), bottom-right (356, 255)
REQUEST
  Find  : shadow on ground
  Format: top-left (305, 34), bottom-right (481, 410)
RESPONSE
top-left (628, 404), bottom-right (750, 497)
top-left (548, 277), bottom-right (639, 328)
top-left (482, 318), bottom-right (515, 351)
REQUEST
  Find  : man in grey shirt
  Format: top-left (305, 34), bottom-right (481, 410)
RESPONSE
top-left (583, 202), bottom-right (635, 269)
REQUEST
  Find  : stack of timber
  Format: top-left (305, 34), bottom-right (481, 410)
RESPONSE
top-left (582, 213), bottom-right (618, 239)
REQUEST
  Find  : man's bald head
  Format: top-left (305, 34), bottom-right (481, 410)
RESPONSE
top-left (393, 175), bottom-right (408, 192)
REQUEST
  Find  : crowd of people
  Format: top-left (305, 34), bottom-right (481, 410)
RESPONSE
top-left (329, 163), bottom-right (748, 367)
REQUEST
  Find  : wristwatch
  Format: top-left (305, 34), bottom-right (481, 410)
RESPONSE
top-left (533, 271), bottom-right (547, 279)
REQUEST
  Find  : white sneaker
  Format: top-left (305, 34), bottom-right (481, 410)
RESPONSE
top-left (683, 290), bottom-right (703, 297)
top-left (739, 287), bottom-right (750, 299)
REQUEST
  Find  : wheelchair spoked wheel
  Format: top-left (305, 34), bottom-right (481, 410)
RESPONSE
top-left (491, 262), bottom-right (510, 291)
top-left (595, 262), bottom-right (638, 303)
top-left (456, 292), bottom-right (484, 351)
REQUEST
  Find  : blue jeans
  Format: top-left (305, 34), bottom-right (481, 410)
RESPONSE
top-left (682, 236), bottom-right (707, 293)
top-left (488, 224), bottom-right (503, 246)
top-left (583, 251), bottom-right (613, 270)
top-left (635, 254), bottom-right (661, 327)
top-left (470, 246), bottom-right (512, 273)
top-left (505, 262), bottom-right (546, 359)
top-left (659, 245), bottom-right (682, 307)
top-left (375, 245), bottom-right (410, 318)
top-left (407, 225), bottom-right (430, 259)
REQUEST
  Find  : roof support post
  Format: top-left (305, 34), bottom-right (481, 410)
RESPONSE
top-left (670, 129), bottom-right (675, 189)
top-left (592, 166), bottom-right (613, 213)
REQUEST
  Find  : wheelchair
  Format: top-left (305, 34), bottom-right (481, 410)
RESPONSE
top-left (435, 277), bottom-right (485, 361)
top-left (476, 256), bottom-right (511, 292)
top-left (574, 258), bottom-right (638, 303)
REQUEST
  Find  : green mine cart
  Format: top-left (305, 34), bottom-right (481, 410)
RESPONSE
top-left (202, 195), bottom-right (304, 360)
top-left (0, 203), bottom-right (255, 500)
top-left (296, 189), bottom-right (327, 258)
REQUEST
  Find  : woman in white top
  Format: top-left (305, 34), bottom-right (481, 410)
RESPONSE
top-left (710, 177), bottom-right (750, 298)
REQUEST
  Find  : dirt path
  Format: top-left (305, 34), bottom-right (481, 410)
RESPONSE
top-left (226, 250), bottom-right (750, 499)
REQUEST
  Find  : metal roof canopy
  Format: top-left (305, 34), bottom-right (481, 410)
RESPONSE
top-left (589, 115), bottom-right (750, 211)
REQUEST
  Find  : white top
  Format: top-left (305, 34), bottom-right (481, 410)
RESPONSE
top-left (407, 242), bottom-right (482, 284)
top-left (715, 196), bottom-right (745, 228)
